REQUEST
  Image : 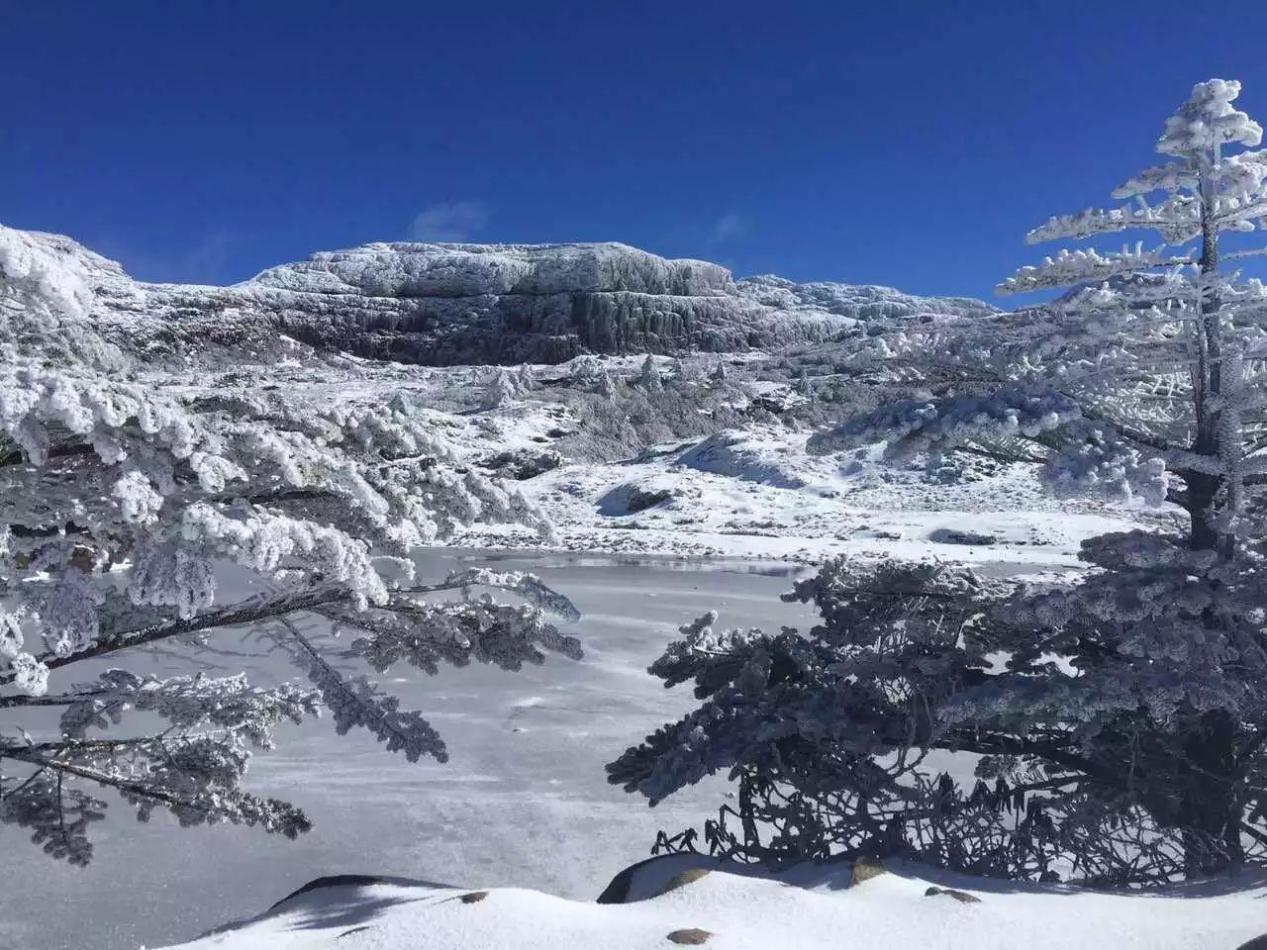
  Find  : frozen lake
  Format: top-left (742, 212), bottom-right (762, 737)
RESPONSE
top-left (1, 550), bottom-right (820, 950)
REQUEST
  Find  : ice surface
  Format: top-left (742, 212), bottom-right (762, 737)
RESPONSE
top-left (0, 551), bottom-right (817, 950)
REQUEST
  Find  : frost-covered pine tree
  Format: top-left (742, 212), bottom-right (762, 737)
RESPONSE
top-left (794, 367), bottom-right (816, 406)
top-left (0, 231), bottom-right (582, 863)
top-left (636, 354), bottom-right (663, 392)
top-left (479, 366), bottom-right (521, 410)
top-left (609, 79), bottom-right (1267, 883)
top-left (516, 363), bottom-right (539, 392)
top-left (571, 355), bottom-right (616, 396)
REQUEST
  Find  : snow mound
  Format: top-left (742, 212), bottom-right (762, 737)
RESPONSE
top-left (674, 428), bottom-right (817, 489)
top-left (162, 857), bottom-right (1267, 950)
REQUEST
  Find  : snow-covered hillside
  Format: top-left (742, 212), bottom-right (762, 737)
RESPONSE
top-left (108, 351), bottom-right (1153, 569)
top-left (164, 856), bottom-right (1267, 950)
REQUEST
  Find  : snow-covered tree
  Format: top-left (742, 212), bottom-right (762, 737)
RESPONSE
top-left (609, 79), bottom-right (1267, 882)
top-left (794, 367), bottom-right (816, 406)
top-left (636, 354), bottom-right (663, 392)
top-left (516, 363), bottom-right (539, 392)
top-left (569, 355), bottom-right (617, 396)
top-left (479, 367), bottom-right (522, 410)
top-left (594, 364), bottom-right (616, 397)
top-left (0, 252), bottom-right (582, 864)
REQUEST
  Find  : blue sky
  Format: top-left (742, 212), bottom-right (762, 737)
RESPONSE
top-left (3, 1), bottom-right (1267, 300)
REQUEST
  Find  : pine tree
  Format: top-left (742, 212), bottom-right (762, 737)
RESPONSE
top-left (479, 367), bottom-right (521, 410)
top-left (0, 235), bottom-right (582, 863)
top-left (794, 367), bottom-right (815, 406)
top-left (608, 79), bottom-right (1267, 883)
top-left (637, 354), bottom-right (663, 392)
top-left (516, 363), bottom-right (539, 392)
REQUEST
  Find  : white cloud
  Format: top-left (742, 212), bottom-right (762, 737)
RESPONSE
top-left (408, 201), bottom-right (489, 242)
top-left (707, 211), bottom-right (749, 245)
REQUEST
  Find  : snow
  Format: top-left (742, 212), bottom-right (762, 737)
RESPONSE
top-left (502, 422), bottom-right (1145, 569)
top-left (162, 857), bottom-right (1267, 950)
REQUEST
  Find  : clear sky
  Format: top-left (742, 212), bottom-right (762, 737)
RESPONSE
top-left (4, 1), bottom-right (1267, 300)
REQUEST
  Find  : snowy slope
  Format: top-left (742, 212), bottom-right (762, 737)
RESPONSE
top-left (467, 419), bottom-right (1150, 568)
top-left (164, 857), bottom-right (1267, 950)
top-left (114, 354), bottom-right (1154, 569)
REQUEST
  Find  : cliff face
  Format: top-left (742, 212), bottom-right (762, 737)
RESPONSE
top-left (1, 226), bottom-right (998, 365)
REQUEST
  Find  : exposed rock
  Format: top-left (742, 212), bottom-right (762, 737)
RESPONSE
top-left (1237, 935), bottom-right (1267, 950)
top-left (849, 858), bottom-right (888, 886)
top-left (924, 886), bottom-right (981, 904)
top-left (597, 483), bottom-right (678, 516)
top-left (460, 891), bottom-right (488, 904)
top-left (929, 528), bottom-right (998, 546)
top-left (3, 224), bottom-right (997, 367)
top-left (479, 448), bottom-right (564, 481)
top-left (596, 854), bottom-right (721, 904)
top-left (654, 868), bottom-right (712, 897)
top-left (666, 928), bottom-right (713, 945)
top-left (269, 874), bottom-right (390, 909)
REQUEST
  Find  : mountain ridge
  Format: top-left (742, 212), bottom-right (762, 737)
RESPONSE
top-left (1, 224), bottom-right (999, 366)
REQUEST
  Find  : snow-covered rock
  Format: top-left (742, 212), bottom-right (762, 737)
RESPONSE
top-left (160, 857), bottom-right (1267, 950)
top-left (736, 273), bottom-right (996, 323)
top-left (674, 427), bottom-right (811, 488)
top-left (1, 223), bottom-right (996, 366)
top-left (249, 241), bottom-right (733, 298)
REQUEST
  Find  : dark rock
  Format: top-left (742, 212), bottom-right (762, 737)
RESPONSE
top-left (479, 448), bottom-right (563, 480)
top-left (929, 528), bottom-right (997, 546)
top-left (667, 928), bottom-right (713, 945)
top-left (269, 875), bottom-right (392, 910)
top-left (850, 858), bottom-right (888, 886)
top-left (924, 885), bottom-right (981, 903)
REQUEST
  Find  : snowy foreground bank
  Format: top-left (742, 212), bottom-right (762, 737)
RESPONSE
top-left (165, 854), bottom-right (1267, 950)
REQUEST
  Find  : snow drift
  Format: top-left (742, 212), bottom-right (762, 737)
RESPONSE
top-left (162, 855), bottom-right (1267, 950)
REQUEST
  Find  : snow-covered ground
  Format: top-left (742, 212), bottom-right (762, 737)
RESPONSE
top-left (164, 855), bottom-right (1267, 950)
top-left (148, 355), bottom-right (1163, 570)
top-left (500, 424), bottom-right (1142, 567)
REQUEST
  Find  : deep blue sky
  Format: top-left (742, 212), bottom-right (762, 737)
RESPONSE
top-left (4, 1), bottom-right (1267, 300)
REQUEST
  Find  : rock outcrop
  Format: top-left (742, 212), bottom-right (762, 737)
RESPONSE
top-left (2, 225), bottom-right (998, 366)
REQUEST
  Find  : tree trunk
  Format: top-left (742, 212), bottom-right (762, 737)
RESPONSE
top-left (1177, 709), bottom-right (1244, 876)
top-left (1174, 157), bottom-right (1243, 876)
top-left (1184, 471), bottom-right (1222, 552)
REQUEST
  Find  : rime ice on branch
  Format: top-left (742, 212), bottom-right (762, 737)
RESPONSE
top-left (0, 249), bottom-right (581, 863)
